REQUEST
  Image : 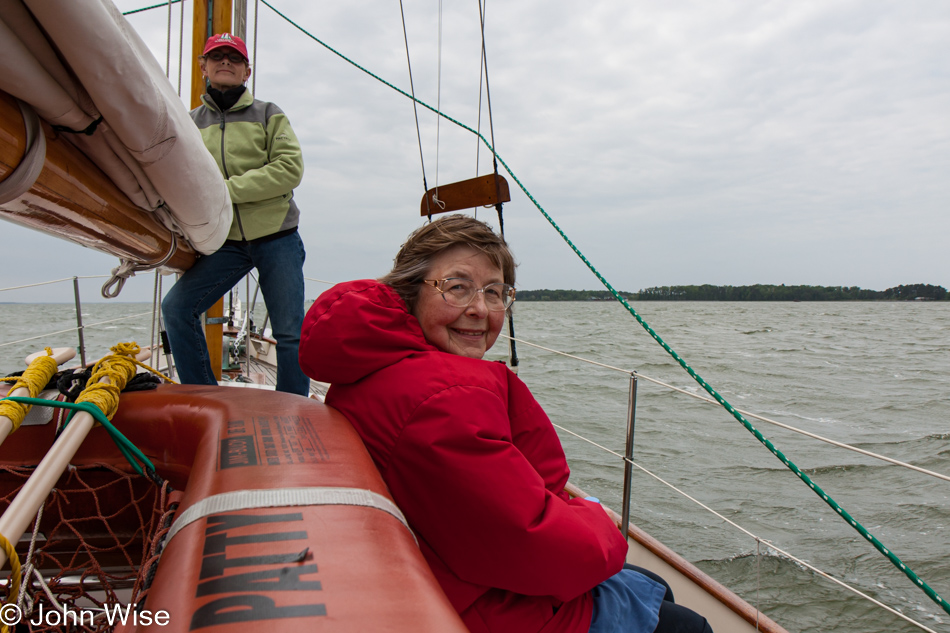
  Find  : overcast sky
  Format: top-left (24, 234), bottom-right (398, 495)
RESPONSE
top-left (2, 0), bottom-right (948, 302)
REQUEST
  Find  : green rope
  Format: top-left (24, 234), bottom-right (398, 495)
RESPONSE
top-left (120, 0), bottom-right (949, 615)
top-left (121, 0), bottom-right (183, 17)
top-left (1, 397), bottom-right (156, 478)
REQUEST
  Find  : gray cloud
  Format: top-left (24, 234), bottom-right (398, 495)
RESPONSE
top-left (1, 0), bottom-right (947, 303)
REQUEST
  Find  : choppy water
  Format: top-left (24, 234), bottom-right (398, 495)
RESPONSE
top-left (491, 301), bottom-right (950, 633)
top-left (1, 299), bottom-right (948, 632)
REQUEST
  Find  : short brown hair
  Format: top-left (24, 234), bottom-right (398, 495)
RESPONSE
top-left (380, 214), bottom-right (516, 312)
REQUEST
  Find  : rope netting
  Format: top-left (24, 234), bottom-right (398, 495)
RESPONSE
top-left (0, 464), bottom-right (172, 632)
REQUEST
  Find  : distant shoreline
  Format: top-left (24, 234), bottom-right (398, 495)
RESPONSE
top-left (516, 284), bottom-right (948, 302)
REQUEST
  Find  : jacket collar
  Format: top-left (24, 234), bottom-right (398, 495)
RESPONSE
top-left (200, 86), bottom-right (254, 113)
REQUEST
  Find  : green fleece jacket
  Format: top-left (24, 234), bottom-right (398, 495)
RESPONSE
top-left (191, 89), bottom-right (303, 241)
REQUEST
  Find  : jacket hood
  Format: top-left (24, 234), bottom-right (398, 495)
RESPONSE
top-left (299, 279), bottom-right (435, 385)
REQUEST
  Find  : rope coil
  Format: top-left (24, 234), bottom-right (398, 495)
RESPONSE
top-left (0, 348), bottom-right (59, 434)
top-left (1, 343), bottom-right (175, 478)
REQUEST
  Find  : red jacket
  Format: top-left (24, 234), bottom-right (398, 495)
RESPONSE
top-left (299, 280), bottom-right (627, 633)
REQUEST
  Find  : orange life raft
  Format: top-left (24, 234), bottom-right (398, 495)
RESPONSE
top-left (0, 384), bottom-right (467, 632)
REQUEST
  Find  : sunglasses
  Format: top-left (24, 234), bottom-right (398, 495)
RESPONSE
top-left (206, 51), bottom-right (246, 64)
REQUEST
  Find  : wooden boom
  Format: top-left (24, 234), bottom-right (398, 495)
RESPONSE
top-left (0, 90), bottom-right (196, 273)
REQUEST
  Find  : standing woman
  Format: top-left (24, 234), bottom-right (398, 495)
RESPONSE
top-left (299, 214), bottom-right (711, 633)
top-left (162, 33), bottom-right (310, 395)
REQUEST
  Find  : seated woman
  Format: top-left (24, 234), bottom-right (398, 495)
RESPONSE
top-left (299, 214), bottom-right (712, 633)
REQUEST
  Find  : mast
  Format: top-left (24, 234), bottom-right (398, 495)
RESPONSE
top-left (192, 0), bottom-right (237, 381)
top-left (191, 0), bottom-right (235, 109)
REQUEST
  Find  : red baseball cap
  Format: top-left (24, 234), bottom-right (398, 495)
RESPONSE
top-left (202, 33), bottom-right (249, 61)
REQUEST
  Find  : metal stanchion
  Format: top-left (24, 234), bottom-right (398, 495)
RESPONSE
top-left (72, 277), bottom-right (86, 367)
top-left (620, 372), bottom-right (638, 536)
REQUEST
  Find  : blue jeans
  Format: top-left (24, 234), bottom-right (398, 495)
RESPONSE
top-left (590, 566), bottom-right (665, 633)
top-left (162, 231), bottom-right (310, 396)
top-left (590, 565), bottom-right (712, 633)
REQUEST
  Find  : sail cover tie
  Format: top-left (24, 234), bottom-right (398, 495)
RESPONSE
top-left (52, 115), bottom-right (104, 136)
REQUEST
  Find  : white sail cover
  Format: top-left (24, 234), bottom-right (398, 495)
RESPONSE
top-left (0, 0), bottom-right (231, 255)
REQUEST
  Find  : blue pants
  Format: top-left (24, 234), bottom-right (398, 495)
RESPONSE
top-left (590, 565), bottom-right (712, 633)
top-left (162, 231), bottom-right (310, 396)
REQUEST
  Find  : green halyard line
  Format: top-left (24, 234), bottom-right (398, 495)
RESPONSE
top-left (122, 0), bottom-right (183, 17)
top-left (2, 397), bottom-right (155, 477)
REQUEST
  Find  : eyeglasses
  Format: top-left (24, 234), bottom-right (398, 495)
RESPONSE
top-left (205, 51), bottom-right (247, 64)
top-left (423, 278), bottom-right (516, 311)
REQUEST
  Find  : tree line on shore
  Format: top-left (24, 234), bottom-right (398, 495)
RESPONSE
top-left (515, 284), bottom-right (948, 302)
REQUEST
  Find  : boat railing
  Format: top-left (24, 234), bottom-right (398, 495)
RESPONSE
top-left (0, 273), bottom-right (339, 383)
top-left (499, 333), bottom-right (946, 633)
top-left (0, 276), bottom-right (165, 371)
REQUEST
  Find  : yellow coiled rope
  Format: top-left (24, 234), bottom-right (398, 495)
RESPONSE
top-left (0, 531), bottom-right (20, 633)
top-left (75, 342), bottom-right (176, 423)
top-left (0, 347), bottom-right (59, 434)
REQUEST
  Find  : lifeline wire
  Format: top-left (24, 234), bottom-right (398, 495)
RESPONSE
top-left (503, 334), bottom-right (950, 482)
top-left (555, 424), bottom-right (938, 633)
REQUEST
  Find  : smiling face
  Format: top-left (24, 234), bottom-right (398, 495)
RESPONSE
top-left (200, 47), bottom-right (251, 91)
top-left (412, 245), bottom-right (506, 359)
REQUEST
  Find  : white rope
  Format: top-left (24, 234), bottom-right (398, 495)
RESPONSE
top-left (505, 334), bottom-right (950, 483)
top-left (13, 504), bottom-right (66, 619)
top-left (0, 276), bottom-right (111, 294)
top-left (303, 276), bottom-right (335, 285)
top-left (16, 505), bottom-right (43, 607)
top-left (0, 279), bottom-right (77, 293)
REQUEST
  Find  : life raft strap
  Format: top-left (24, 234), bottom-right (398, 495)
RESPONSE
top-left (163, 487), bottom-right (414, 549)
